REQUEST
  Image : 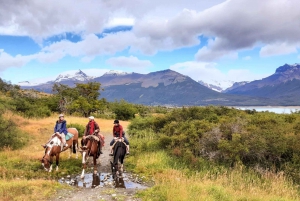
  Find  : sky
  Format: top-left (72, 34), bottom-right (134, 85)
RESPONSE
top-left (1, 0), bottom-right (300, 87)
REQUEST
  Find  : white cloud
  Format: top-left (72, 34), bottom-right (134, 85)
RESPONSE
top-left (260, 43), bottom-right (298, 57)
top-left (0, 50), bottom-right (35, 70)
top-left (1, 0), bottom-right (300, 70)
top-left (106, 56), bottom-right (153, 68)
top-left (170, 61), bottom-right (267, 85)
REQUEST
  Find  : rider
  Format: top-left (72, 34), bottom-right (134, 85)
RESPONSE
top-left (82, 116), bottom-right (104, 155)
top-left (42, 114), bottom-right (68, 148)
top-left (54, 114), bottom-right (68, 147)
top-left (109, 119), bottom-right (129, 156)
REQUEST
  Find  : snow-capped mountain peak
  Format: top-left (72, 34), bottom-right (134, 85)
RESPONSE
top-left (103, 70), bottom-right (132, 76)
top-left (198, 79), bottom-right (235, 92)
top-left (54, 70), bottom-right (92, 82)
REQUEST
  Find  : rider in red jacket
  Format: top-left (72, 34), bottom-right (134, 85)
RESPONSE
top-left (109, 119), bottom-right (129, 156)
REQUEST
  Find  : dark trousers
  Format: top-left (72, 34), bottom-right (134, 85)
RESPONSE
top-left (110, 136), bottom-right (129, 146)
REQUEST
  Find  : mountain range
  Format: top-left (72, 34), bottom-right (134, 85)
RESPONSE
top-left (18, 63), bottom-right (300, 106)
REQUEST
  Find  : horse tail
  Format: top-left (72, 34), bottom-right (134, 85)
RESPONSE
top-left (73, 139), bottom-right (77, 154)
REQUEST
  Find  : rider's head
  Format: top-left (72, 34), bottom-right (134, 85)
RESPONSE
top-left (113, 119), bottom-right (119, 125)
top-left (59, 114), bottom-right (64, 120)
top-left (89, 116), bottom-right (94, 121)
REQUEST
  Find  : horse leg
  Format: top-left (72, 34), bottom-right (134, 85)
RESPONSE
top-left (74, 140), bottom-right (78, 159)
top-left (120, 164), bottom-right (123, 172)
top-left (49, 156), bottom-right (53, 172)
top-left (93, 156), bottom-right (97, 174)
top-left (56, 154), bottom-right (60, 171)
top-left (69, 146), bottom-right (72, 159)
top-left (81, 152), bottom-right (87, 178)
top-left (81, 163), bottom-right (86, 179)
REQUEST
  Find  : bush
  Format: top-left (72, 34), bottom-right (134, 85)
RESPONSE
top-left (68, 123), bottom-right (85, 138)
top-left (110, 100), bottom-right (138, 120)
top-left (0, 116), bottom-right (28, 150)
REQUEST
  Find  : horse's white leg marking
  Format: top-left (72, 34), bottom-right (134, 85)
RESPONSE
top-left (82, 152), bottom-right (86, 164)
top-left (49, 164), bottom-right (53, 172)
top-left (81, 169), bottom-right (85, 179)
top-left (69, 146), bottom-right (72, 159)
top-left (56, 166), bottom-right (59, 171)
top-left (120, 164), bottom-right (123, 172)
top-left (75, 143), bottom-right (78, 159)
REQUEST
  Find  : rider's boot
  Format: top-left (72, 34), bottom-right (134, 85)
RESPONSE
top-left (109, 146), bottom-right (113, 156)
top-left (126, 145), bottom-right (130, 155)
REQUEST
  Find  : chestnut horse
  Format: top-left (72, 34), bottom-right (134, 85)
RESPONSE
top-left (41, 128), bottom-right (78, 172)
top-left (110, 139), bottom-right (127, 179)
top-left (80, 135), bottom-right (101, 178)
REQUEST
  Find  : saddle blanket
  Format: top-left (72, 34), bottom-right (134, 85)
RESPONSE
top-left (65, 132), bottom-right (74, 141)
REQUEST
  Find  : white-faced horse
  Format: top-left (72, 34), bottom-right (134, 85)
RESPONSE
top-left (41, 128), bottom-right (78, 172)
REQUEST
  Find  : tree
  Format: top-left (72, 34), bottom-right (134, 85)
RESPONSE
top-left (52, 83), bottom-right (79, 113)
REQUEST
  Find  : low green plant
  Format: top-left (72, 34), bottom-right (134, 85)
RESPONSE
top-left (68, 123), bottom-right (85, 137)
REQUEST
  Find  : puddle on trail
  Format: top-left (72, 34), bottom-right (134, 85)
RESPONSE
top-left (58, 172), bottom-right (148, 189)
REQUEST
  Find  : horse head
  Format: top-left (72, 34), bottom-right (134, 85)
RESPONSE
top-left (41, 145), bottom-right (53, 172)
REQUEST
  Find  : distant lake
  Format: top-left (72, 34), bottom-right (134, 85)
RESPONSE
top-left (234, 106), bottom-right (300, 114)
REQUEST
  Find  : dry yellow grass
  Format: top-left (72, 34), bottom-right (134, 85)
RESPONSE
top-left (0, 113), bottom-right (130, 200)
top-left (2, 112), bottom-right (129, 160)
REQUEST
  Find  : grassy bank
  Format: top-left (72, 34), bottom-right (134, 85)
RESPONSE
top-left (127, 149), bottom-right (300, 201)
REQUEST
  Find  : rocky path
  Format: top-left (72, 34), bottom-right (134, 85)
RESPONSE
top-left (49, 133), bottom-right (149, 201)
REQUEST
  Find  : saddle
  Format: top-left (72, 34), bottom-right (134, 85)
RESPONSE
top-left (112, 138), bottom-right (127, 149)
top-left (86, 135), bottom-right (100, 141)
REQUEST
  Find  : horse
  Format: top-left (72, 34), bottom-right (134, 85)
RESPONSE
top-left (80, 135), bottom-right (101, 178)
top-left (110, 139), bottom-right (127, 179)
top-left (41, 128), bottom-right (78, 172)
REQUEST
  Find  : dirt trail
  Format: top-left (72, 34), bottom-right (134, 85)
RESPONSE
top-left (49, 132), bottom-right (148, 201)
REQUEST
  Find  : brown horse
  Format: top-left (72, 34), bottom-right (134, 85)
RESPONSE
top-left (41, 128), bottom-right (78, 172)
top-left (80, 135), bottom-right (101, 178)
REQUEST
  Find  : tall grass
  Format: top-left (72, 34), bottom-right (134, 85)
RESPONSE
top-left (127, 130), bottom-right (300, 201)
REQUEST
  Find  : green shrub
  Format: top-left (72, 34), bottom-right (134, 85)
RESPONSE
top-left (0, 116), bottom-right (28, 150)
top-left (68, 123), bottom-right (85, 138)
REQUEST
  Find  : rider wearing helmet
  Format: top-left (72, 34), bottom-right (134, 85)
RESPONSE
top-left (109, 119), bottom-right (129, 156)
